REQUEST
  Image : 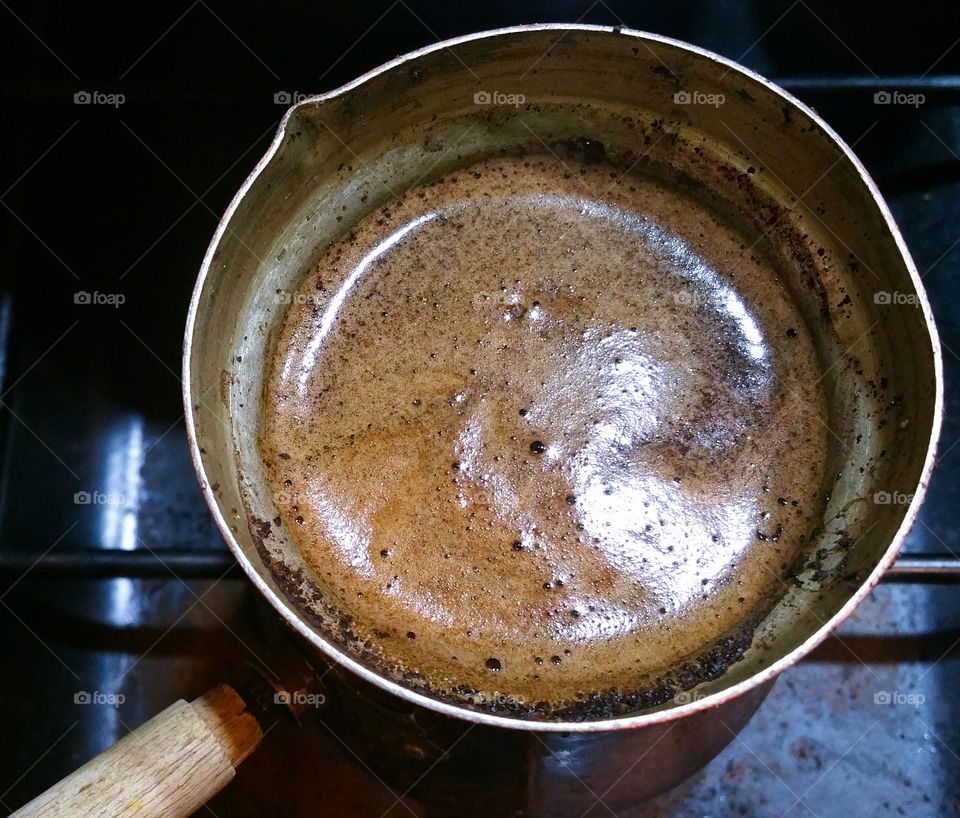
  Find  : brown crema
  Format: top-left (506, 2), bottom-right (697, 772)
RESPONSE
top-left (259, 153), bottom-right (828, 715)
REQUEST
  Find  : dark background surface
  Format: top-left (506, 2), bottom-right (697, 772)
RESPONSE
top-left (1, 1), bottom-right (959, 815)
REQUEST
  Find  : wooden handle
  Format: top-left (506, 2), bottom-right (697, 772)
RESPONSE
top-left (10, 684), bottom-right (262, 818)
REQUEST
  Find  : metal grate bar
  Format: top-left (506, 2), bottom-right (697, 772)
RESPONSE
top-left (0, 549), bottom-right (238, 579)
top-left (776, 75), bottom-right (960, 92)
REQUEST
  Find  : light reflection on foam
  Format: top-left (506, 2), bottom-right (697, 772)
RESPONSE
top-left (449, 196), bottom-right (770, 631)
top-left (384, 579), bottom-right (458, 629)
top-left (529, 195), bottom-right (769, 365)
top-left (538, 328), bottom-right (762, 628)
top-left (518, 196), bottom-right (769, 621)
top-left (284, 191), bottom-right (774, 638)
top-left (287, 194), bottom-right (767, 388)
top-left (554, 601), bottom-right (642, 642)
top-left (311, 479), bottom-right (374, 576)
top-left (291, 211), bottom-right (439, 391)
top-left (455, 408), bottom-right (542, 542)
top-left (722, 290), bottom-right (766, 360)
top-left (572, 470), bottom-right (757, 608)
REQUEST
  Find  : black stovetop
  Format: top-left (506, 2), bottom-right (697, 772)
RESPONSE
top-left (1, 2), bottom-right (959, 815)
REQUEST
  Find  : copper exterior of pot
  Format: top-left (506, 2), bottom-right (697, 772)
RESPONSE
top-left (316, 656), bottom-right (775, 813)
top-left (183, 25), bottom-right (942, 808)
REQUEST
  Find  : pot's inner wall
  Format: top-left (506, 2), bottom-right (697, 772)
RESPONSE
top-left (188, 28), bottom-right (938, 722)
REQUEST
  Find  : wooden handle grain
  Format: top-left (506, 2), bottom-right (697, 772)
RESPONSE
top-left (10, 684), bottom-right (262, 818)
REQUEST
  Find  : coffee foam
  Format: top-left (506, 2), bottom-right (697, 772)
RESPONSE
top-left (259, 153), bottom-right (828, 716)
